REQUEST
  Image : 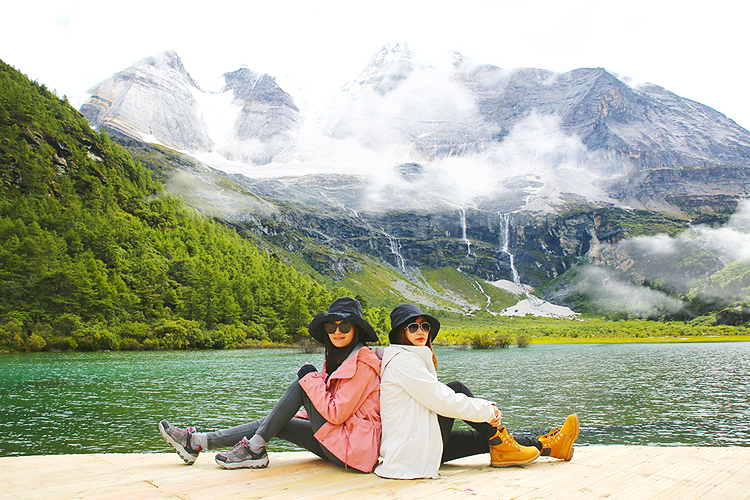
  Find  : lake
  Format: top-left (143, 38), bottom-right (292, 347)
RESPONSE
top-left (1, 342), bottom-right (748, 456)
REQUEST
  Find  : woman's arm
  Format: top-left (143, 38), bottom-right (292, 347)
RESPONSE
top-left (387, 354), bottom-right (496, 423)
top-left (298, 360), bottom-right (377, 425)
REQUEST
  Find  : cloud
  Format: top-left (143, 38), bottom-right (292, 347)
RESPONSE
top-left (562, 200), bottom-right (750, 316)
top-left (487, 111), bottom-right (598, 171)
top-left (568, 265), bottom-right (684, 317)
top-left (693, 219), bottom-right (750, 264)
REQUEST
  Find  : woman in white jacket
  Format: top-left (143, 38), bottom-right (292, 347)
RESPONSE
top-left (375, 303), bottom-right (579, 480)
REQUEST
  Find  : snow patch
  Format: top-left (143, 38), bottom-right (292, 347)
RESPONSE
top-left (500, 299), bottom-right (578, 319)
top-left (189, 86), bottom-right (242, 147)
top-left (487, 279), bottom-right (525, 295)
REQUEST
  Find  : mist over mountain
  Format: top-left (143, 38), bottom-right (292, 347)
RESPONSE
top-left (78, 44), bottom-right (750, 319)
top-left (80, 44), bottom-right (750, 216)
top-left (544, 200), bottom-right (750, 320)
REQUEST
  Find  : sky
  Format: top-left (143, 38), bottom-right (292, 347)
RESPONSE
top-left (2, 0), bottom-right (749, 130)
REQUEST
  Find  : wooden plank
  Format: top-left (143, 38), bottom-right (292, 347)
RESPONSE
top-left (2, 447), bottom-right (749, 500)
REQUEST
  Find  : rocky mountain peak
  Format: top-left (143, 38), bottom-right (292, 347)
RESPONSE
top-left (222, 68), bottom-right (297, 110)
top-left (105, 50), bottom-right (203, 93)
top-left (346, 42), bottom-right (416, 95)
top-left (79, 47), bottom-right (750, 216)
top-left (80, 49), bottom-right (211, 151)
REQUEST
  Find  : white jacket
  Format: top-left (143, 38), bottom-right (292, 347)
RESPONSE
top-left (374, 345), bottom-right (496, 479)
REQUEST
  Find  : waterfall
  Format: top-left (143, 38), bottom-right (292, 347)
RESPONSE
top-left (500, 213), bottom-right (541, 306)
top-left (386, 234), bottom-right (407, 273)
top-left (437, 198), bottom-right (472, 257)
top-left (501, 214), bottom-right (521, 286)
top-left (501, 213), bottom-right (521, 287)
top-left (459, 207), bottom-right (471, 256)
top-left (318, 190), bottom-right (359, 217)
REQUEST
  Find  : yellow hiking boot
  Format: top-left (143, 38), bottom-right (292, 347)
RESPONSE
top-left (538, 414), bottom-right (580, 460)
top-left (488, 427), bottom-right (540, 467)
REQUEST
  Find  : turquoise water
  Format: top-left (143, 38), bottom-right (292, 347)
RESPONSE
top-left (1, 343), bottom-right (748, 456)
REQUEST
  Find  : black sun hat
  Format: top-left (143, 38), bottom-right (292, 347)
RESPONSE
top-left (388, 303), bottom-right (440, 343)
top-left (307, 297), bottom-right (378, 344)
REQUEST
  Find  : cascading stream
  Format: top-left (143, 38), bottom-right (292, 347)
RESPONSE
top-left (500, 213), bottom-right (541, 306)
top-left (386, 233), bottom-right (407, 273)
top-left (458, 269), bottom-right (494, 314)
top-left (437, 199), bottom-right (472, 257)
top-left (459, 207), bottom-right (471, 256)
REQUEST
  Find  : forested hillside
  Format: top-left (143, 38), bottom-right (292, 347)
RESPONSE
top-left (0, 60), bottom-right (346, 352)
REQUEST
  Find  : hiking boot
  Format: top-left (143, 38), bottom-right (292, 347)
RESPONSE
top-left (215, 437), bottom-right (269, 469)
top-left (159, 419), bottom-right (201, 465)
top-left (488, 427), bottom-right (540, 467)
top-left (538, 414), bottom-right (580, 460)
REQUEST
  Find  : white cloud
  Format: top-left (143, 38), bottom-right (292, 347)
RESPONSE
top-left (487, 112), bottom-right (589, 170)
top-left (571, 266), bottom-right (685, 317)
top-left (565, 200), bottom-right (750, 315)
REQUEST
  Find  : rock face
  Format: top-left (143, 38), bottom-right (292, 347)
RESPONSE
top-left (85, 45), bottom-right (750, 314)
top-left (217, 68), bottom-right (299, 164)
top-left (80, 51), bottom-right (299, 164)
top-left (81, 51), bottom-right (211, 151)
top-left (205, 171), bottom-right (695, 287)
top-left (326, 44), bottom-right (750, 174)
top-left (598, 166), bottom-right (750, 214)
top-left (81, 46), bottom-right (750, 214)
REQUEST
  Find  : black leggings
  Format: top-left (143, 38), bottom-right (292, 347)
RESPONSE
top-left (438, 381), bottom-right (542, 463)
top-left (204, 377), bottom-right (346, 468)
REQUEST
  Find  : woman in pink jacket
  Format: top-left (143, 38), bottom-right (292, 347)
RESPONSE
top-left (159, 297), bottom-right (381, 472)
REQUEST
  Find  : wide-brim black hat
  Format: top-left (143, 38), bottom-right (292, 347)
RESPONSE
top-left (388, 303), bottom-right (440, 343)
top-left (307, 297), bottom-right (378, 344)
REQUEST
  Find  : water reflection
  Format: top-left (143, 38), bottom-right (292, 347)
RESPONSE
top-left (0, 342), bottom-right (748, 456)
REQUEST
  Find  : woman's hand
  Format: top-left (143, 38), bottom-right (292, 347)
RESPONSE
top-left (297, 363), bottom-right (318, 379)
top-left (489, 404), bottom-right (503, 428)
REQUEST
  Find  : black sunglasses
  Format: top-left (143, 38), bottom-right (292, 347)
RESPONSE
top-left (324, 322), bottom-right (353, 334)
top-left (406, 322), bottom-right (431, 334)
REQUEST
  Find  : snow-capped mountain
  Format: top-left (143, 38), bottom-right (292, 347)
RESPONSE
top-left (81, 51), bottom-right (299, 165)
top-left (79, 44), bottom-right (750, 214)
top-left (325, 43), bottom-right (750, 172)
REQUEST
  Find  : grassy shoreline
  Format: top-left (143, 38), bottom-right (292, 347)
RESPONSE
top-left (522, 335), bottom-right (750, 344)
top-left (434, 314), bottom-right (750, 348)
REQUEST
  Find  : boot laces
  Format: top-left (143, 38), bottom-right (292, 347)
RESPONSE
top-left (500, 431), bottom-right (522, 449)
top-left (541, 426), bottom-right (563, 444)
top-left (171, 424), bottom-right (192, 443)
top-left (230, 437), bottom-right (250, 454)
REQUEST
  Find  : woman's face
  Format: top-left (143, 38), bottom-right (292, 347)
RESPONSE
top-left (404, 315), bottom-right (430, 346)
top-left (327, 320), bottom-right (356, 348)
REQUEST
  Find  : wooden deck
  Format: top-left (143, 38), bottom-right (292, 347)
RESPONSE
top-left (2, 446), bottom-right (749, 499)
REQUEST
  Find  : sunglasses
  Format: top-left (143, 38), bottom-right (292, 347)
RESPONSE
top-left (406, 322), bottom-right (431, 334)
top-left (324, 322), bottom-right (353, 334)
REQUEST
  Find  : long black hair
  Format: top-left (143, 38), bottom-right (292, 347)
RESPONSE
top-left (323, 327), bottom-right (362, 379)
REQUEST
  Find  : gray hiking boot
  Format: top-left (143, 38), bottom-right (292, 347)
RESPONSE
top-left (215, 437), bottom-right (269, 469)
top-left (159, 419), bottom-right (201, 465)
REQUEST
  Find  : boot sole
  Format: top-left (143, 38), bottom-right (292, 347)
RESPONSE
top-left (490, 449), bottom-right (540, 468)
top-left (215, 458), bottom-right (269, 470)
top-left (159, 421), bottom-right (198, 465)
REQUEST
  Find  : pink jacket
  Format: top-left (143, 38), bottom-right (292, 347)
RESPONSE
top-left (298, 346), bottom-right (381, 472)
